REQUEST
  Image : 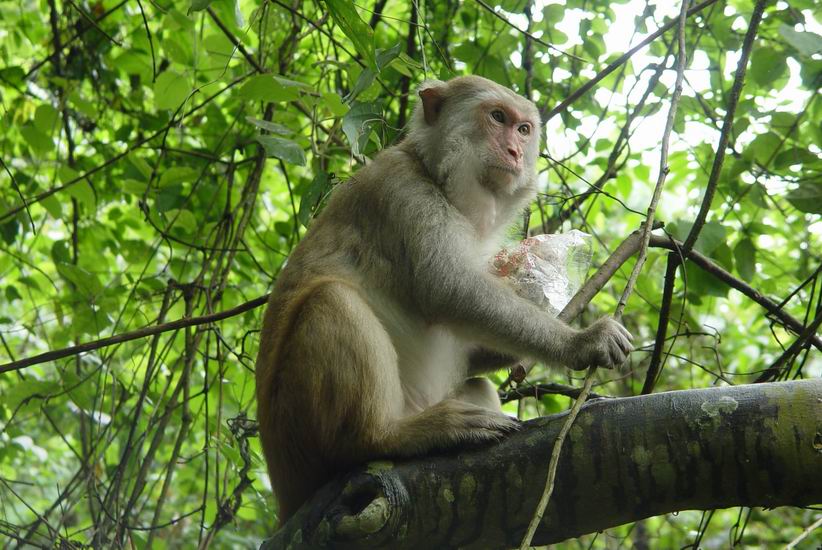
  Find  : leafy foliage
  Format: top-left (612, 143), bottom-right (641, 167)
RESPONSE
top-left (0, 0), bottom-right (819, 547)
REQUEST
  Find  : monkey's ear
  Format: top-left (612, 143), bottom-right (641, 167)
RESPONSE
top-left (419, 86), bottom-right (445, 125)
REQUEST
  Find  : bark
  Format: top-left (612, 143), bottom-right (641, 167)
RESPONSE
top-left (261, 379), bottom-right (822, 549)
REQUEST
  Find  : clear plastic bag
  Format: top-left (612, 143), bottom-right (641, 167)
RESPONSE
top-left (492, 230), bottom-right (593, 316)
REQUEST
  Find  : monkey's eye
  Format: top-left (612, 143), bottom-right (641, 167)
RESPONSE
top-left (490, 110), bottom-right (505, 123)
top-left (518, 124), bottom-right (531, 136)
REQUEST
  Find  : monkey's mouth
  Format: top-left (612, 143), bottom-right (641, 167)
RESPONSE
top-left (489, 164), bottom-right (521, 176)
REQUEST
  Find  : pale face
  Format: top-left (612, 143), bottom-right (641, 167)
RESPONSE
top-left (470, 96), bottom-right (539, 193)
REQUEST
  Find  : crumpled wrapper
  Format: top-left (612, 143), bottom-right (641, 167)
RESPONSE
top-left (492, 230), bottom-right (592, 316)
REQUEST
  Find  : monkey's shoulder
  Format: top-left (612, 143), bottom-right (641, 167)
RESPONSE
top-left (335, 144), bottom-right (450, 213)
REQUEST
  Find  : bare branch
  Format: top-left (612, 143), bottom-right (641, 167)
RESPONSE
top-left (544, 0), bottom-right (718, 121)
top-left (0, 295), bottom-right (269, 374)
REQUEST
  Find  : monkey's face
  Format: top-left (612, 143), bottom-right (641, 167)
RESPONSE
top-left (473, 99), bottom-right (539, 193)
top-left (410, 76), bottom-right (541, 196)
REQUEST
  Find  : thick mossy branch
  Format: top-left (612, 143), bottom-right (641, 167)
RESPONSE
top-left (263, 380), bottom-right (822, 549)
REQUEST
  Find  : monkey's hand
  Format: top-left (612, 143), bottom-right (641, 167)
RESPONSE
top-left (567, 316), bottom-right (633, 371)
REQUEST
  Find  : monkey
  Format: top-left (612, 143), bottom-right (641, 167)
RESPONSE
top-left (255, 75), bottom-right (633, 523)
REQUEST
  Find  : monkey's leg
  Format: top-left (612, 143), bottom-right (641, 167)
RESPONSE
top-left (453, 376), bottom-right (503, 411)
top-left (261, 282), bottom-right (517, 519)
top-left (378, 396), bottom-right (519, 457)
top-left (258, 280), bottom-right (406, 521)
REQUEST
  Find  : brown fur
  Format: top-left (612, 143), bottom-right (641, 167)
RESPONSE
top-left (255, 76), bottom-right (633, 523)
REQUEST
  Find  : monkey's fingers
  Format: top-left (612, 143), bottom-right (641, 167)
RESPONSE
top-left (607, 339), bottom-right (627, 368)
top-left (616, 322), bottom-right (634, 343)
top-left (616, 332), bottom-right (633, 355)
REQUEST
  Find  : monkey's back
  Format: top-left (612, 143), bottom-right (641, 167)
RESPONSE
top-left (254, 142), bottom-right (454, 521)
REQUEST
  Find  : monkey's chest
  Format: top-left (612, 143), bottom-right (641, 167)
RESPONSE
top-left (367, 294), bottom-right (471, 414)
top-left (396, 325), bottom-right (469, 411)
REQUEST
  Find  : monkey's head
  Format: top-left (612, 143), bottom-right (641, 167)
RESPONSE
top-left (407, 76), bottom-right (541, 198)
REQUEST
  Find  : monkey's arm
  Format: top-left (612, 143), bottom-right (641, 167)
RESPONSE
top-left (468, 348), bottom-right (519, 375)
top-left (393, 186), bottom-right (631, 371)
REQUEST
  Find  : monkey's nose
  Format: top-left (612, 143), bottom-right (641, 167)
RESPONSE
top-left (507, 147), bottom-right (520, 161)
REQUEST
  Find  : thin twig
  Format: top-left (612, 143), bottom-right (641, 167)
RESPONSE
top-left (642, 251), bottom-right (681, 394)
top-left (64, 0), bottom-right (122, 46)
top-left (208, 7), bottom-right (264, 73)
top-left (649, 235), bottom-right (822, 352)
top-left (616, 0), bottom-right (690, 319)
top-left (681, 0), bottom-right (766, 255)
top-left (521, 4), bottom-right (694, 544)
top-left (0, 295), bottom-right (269, 374)
top-left (474, 0), bottom-right (586, 61)
top-left (518, 368), bottom-right (596, 549)
top-left (500, 382), bottom-right (606, 403)
top-left (645, 0), bottom-right (768, 393)
top-left (544, 0), bottom-right (717, 122)
top-left (755, 308), bottom-right (822, 383)
top-left (0, 73), bottom-right (253, 224)
top-left (785, 515), bottom-right (822, 549)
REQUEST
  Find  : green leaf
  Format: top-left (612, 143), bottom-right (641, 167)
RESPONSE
top-left (56, 263), bottom-right (103, 299)
top-left (154, 71), bottom-right (190, 111)
top-left (298, 172), bottom-right (332, 227)
top-left (5, 285), bottom-right (22, 302)
top-left (397, 52), bottom-right (423, 71)
top-left (274, 221), bottom-right (292, 236)
top-left (376, 43), bottom-right (402, 70)
top-left (324, 0), bottom-right (375, 68)
top-left (744, 132), bottom-right (782, 167)
top-left (66, 181), bottom-right (95, 209)
top-left (239, 75), bottom-right (301, 102)
top-left (41, 194), bottom-right (63, 218)
top-left (168, 209), bottom-right (197, 234)
top-left (68, 89), bottom-right (96, 118)
top-left (159, 166), bottom-right (199, 188)
top-left (733, 238), bottom-right (756, 283)
top-left (21, 123), bottom-right (54, 155)
top-left (189, 0), bottom-right (214, 12)
top-left (348, 68), bottom-right (376, 102)
top-left (34, 104), bottom-right (59, 134)
top-left (18, 275), bottom-right (41, 292)
top-left (322, 92), bottom-right (348, 117)
top-left (127, 154), bottom-right (153, 181)
top-left (684, 262), bottom-right (729, 300)
top-left (342, 101), bottom-right (382, 156)
top-left (51, 240), bottom-right (71, 263)
top-left (773, 148), bottom-right (818, 170)
top-left (749, 48), bottom-right (788, 88)
top-left (779, 24), bottom-right (822, 57)
top-left (711, 242), bottom-right (734, 273)
top-left (123, 179), bottom-right (149, 195)
top-left (255, 136), bottom-right (306, 165)
top-left (0, 66), bottom-right (25, 87)
top-left (1, 219), bottom-right (18, 244)
top-left (156, 184), bottom-right (185, 212)
top-left (542, 4), bottom-right (564, 24)
top-left (245, 117), bottom-right (290, 134)
top-left (6, 380), bottom-right (59, 410)
top-left (61, 371), bottom-right (97, 412)
top-left (668, 220), bottom-right (727, 256)
top-left (786, 182), bottom-right (822, 214)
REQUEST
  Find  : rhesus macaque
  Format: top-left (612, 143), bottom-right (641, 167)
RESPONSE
top-left (255, 76), bottom-right (633, 522)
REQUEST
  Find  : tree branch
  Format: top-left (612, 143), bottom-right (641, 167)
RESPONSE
top-left (0, 295), bottom-right (269, 374)
top-left (262, 379), bottom-right (822, 549)
top-left (500, 382), bottom-right (606, 403)
top-left (544, 0), bottom-right (718, 121)
top-left (649, 234), bottom-right (822, 353)
top-left (681, 0), bottom-right (765, 255)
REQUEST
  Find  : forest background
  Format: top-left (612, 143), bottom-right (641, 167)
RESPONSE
top-left (0, 0), bottom-right (820, 547)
